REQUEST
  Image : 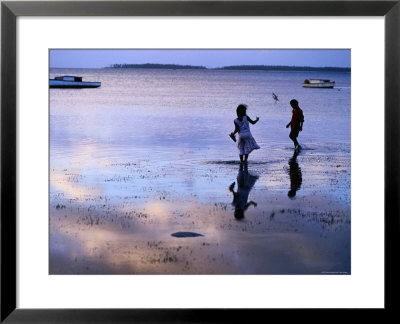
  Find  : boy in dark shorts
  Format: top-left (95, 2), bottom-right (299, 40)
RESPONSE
top-left (286, 99), bottom-right (304, 150)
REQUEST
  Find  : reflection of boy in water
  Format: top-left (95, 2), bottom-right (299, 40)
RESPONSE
top-left (229, 164), bottom-right (259, 219)
top-left (288, 150), bottom-right (302, 198)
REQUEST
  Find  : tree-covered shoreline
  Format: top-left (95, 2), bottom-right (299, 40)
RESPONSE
top-left (214, 65), bottom-right (350, 72)
top-left (109, 63), bottom-right (350, 72)
top-left (110, 63), bottom-right (207, 70)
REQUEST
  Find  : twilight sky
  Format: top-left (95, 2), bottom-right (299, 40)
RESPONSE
top-left (50, 49), bottom-right (350, 68)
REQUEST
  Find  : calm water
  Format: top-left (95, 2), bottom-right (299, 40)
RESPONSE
top-left (50, 68), bottom-right (351, 274)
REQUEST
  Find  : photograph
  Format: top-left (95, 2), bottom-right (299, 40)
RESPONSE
top-left (49, 49), bottom-right (351, 275)
top-left (3, 0), bottom-right (398, 320)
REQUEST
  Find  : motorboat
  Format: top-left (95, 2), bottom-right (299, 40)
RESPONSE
top-left (49, 76), bottom-right (101, 88)
top-left (302, 79), bottom-right (335, 88)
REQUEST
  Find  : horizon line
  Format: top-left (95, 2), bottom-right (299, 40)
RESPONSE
top-left (50, 63), bottom-right (351, 70)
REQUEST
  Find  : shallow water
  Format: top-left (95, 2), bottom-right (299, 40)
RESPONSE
top-left (50, 68), bottom-right (350, 274)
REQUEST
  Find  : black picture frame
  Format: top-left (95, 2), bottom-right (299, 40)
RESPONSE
top-left (1, 0), bottom-right (399, 322)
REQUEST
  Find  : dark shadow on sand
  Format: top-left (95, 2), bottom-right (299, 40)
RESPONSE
top-left (171, 232), bottom-right (204, 238)
top-left (206, 160), bottom-right (273, 166)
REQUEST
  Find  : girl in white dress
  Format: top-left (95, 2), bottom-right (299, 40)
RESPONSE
top-left (229, 104), bottom-right (260, 163)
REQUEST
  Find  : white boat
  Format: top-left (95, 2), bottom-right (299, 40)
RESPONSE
top-left (49, 76), bottom-right (101, 88)
top-left (302, 79), bottom-right (335, 88)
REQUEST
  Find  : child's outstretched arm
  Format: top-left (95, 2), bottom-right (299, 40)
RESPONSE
top-left (230, 121), bottom-right (239, 135)
top-left (229, 182), bottom-right (238, 203)
top-left (244, 201), bottom-right (257, 210)
top-left (247, 116), bottom-right (260, 125)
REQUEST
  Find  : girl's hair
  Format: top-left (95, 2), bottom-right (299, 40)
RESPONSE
top-left (290, 99), bottom-right (299, 108)
top-left (236, 104), bottom-right (247, 117)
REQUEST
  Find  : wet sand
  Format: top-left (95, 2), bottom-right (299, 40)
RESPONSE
top-left (50, 147), bottom-right (350, 275)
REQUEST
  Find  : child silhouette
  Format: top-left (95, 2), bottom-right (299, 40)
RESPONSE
top-left (229, 104), bottom-right (260, 163)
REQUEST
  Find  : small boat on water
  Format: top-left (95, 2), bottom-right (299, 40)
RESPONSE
top-left (49, 76), bottom-right (101, 88)
top-left (302, 79), bottom-right (335, 88)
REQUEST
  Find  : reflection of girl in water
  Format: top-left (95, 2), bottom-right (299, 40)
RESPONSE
top-left (229, 165), bottom-right (259, 219)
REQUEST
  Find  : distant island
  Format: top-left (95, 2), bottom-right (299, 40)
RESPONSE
top-left (214, 65), bottom-right (351, 72)
top-left (110, 63), bottom-right (207, 70)
top-left (109, 63), bottom-right (350, 72)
